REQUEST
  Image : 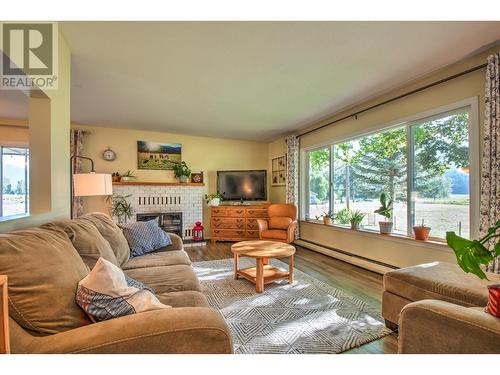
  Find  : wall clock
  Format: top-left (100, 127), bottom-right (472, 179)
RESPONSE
top-left (102, 147), bottom-right (116, 161)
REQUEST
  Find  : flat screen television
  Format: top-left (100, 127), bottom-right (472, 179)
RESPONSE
top-left (217, 170), bottom-right (267, 201)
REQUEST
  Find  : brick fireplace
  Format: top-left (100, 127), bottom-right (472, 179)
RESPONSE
top-left (112, 182), bottom-right (204, 240)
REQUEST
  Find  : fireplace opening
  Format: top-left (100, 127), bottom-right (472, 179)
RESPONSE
top-left (136, 212), bottom-right (183, 238)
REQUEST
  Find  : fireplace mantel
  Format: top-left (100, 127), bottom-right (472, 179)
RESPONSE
top-left (112, 181), bottom-right (204, 187)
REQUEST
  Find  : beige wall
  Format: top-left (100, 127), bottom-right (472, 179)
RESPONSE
top-left (0, 31), bottom-right (72, 232)
top-left (73, 124), bottom-right (269, 233)
top-left (268, 137), bottom-right (287, 203)
top-left (0, 123), bottom-right (29, 147)
top-left (294, 46), bottom-right (500, 269)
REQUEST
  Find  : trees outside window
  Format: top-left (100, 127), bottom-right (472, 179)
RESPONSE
top-left (1, 147), bottom-right (29, 217)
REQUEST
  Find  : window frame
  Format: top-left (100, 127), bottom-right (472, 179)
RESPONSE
top-left (300, 97), bottom-right (480, 241)
top-left (0, 145), bottom-right (30, 218)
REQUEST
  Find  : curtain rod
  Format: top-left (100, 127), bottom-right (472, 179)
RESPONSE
top-left (297, 63), bottom-right (487, 138)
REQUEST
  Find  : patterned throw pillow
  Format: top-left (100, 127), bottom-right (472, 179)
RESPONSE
top-left (120, 219), bottom-right (172, 257)
top-left (76, 257), bottom-right (170, 322)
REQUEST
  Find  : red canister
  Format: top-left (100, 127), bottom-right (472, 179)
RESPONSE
top-left (486, 284), bottom-right (500, 318)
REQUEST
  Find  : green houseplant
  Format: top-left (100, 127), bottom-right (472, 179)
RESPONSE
top-left (334, 208), bottom-right (351, 225)
top-left (111, 194), bottom-right (134, 224)
top-left (173, 162), bottom-right (191, 183)
top-left (374, 192), bottom-right (393, 234)
top-left (322, 211), bottom-right (334, 225)
top-left (349, 210), bottom-right (366, 230)
top-left (121, 170), bottom-right (137, 182)
top-left (205, 192), bottom-right (224, 206)
top-left (446, 220), bottom-right (500, 280)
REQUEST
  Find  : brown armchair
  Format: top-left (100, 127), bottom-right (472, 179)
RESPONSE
top-left (257, 204), bottom-right (297, 243)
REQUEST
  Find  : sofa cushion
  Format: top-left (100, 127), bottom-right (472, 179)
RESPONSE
top-left (122, 250), bottom-right (191, 270)
top-left (0, 227), bottom-right (91, 335)
top-left (80, 212), bottom-right (130, 266)
top-left (261, 229), bottom-right (287, 241)
top-left (156, 291), bottom-right (209, 308)
top-left (383, 262), bottom-right (498, 307)
top-left (121, 220), bottom-right (172, 257)
top-left (125, 265), bottom-right (201, 294)
top-left (268, 216), bottom-right (292, 230)
top-left (76, 258), bottom-right (170, 322)
top-left (42, 219), bottom-right (118, 268)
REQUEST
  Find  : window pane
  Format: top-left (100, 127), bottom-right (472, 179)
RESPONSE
top-left (2, 147), bottom-right (29, 217)
top-left (412, 111), bottom-right (469, 239)
top-left (347, 126), bottom-right (407, 234)
top-left (307, 147), bottom-right (330, 219)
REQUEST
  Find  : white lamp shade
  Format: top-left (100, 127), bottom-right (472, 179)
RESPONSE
top-left (73, 173), bottom-right (113, 197)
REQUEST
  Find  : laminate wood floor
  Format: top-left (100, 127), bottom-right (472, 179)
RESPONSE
top-left (185, 241), bottom-right (398, 354)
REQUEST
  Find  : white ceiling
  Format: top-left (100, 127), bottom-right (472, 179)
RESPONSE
top-left (61, 22), bottom-right (500, 141)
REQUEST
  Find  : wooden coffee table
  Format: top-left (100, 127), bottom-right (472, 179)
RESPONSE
top-left (231, 240), bottom-right (295, 293)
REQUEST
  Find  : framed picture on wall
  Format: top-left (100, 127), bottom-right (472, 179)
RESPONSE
top-left (271, 155), bottom-right (286, 186)
top-left (137, 141), bottom-right (182, 170)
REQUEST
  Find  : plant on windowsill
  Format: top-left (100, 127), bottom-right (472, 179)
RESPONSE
top-left (374, 192), bottom-right (393, 234)
top-left (205, 192), bottom-right (225, 206)
top-left (334, 208), bottom-right (351, 226)
top-left (349, 210), bottom-right (366, 230)
top-left (111, 194), bottom-right (134, 224)
top-left (121, 170), bottom-right (137, 182)
top-left (322, 211), bottom-right (334, 225)
top-left (172, 161), bottom-right (191, 183)
top-left (413, 219), bottom-right (431, 241)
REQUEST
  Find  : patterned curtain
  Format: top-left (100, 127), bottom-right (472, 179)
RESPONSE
top-left (286, 135), bottom-right (300, 238)
top-left (480, 53), bottom-right (500, 274)
top-left (70, 129), bottom-right (85, 218)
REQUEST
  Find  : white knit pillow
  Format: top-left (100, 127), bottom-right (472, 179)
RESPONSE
top-left (76, 257), bottom-right (170, 322)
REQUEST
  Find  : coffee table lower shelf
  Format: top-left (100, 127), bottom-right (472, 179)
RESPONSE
top-left (237, 265), bottom-right (290, 286)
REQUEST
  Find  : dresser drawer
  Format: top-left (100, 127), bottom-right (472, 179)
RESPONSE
top-left (212, 229), bottom-right (246, 238)
top-left (245, 219), bottom-right (259, 230)
top-left (245, 208), bottom-right (268, 218)
top-left (212, 217), bottom-right (245, 229)
top-left (246, 230), bottom-right (259, 238)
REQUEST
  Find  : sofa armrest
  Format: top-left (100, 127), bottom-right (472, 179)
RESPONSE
top-left (399, 300), bottom-right (500, 354)
top-left (257, 219), bottom-right (268, 238)
top-left (287, 220), bottom-right (297, 243)
top-left (167, 233), bottom-right (183, 251)
top-left (23, 308), bottom-right (233, 354)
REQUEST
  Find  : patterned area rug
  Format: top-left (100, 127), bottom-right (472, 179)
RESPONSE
top-left (193, 258), bottom-right (391, 354)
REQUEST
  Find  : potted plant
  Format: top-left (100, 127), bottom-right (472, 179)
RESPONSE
top-left (322, 211), bottom-right (334, 225)
top-left (111, 194), bottom-right (134, 224)
top-left (413, 219), bottom-right (431, 241)
top-left (173, 161), bottom-right (191, 183)
top-left (334, 208), bottom-right (351, 225)
top-left (350, 210), bottom-right (365, 230)
top-left (205, 192), bottom-right (224, 206)
top-left (121, 170), bottom-right (137, 182)
top-left (374, 192), bottom-right (393, 234)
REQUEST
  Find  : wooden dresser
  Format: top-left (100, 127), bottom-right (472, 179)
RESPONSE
top-left (210, 204), bottom-right (269, 244)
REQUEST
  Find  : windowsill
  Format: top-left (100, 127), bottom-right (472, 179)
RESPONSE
top-left (300, 219), bottom-right (451, 252)
top-left (0, 212), bottom-right (30, 222)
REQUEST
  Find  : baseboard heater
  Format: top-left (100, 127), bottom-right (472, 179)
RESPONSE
top-left (294, 238), bottom-right (399, 275)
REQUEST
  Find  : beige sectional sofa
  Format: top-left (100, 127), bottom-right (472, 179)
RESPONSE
top-left (382, 262), bottom-right (500, 353)
top-left (0, 213), bottom-right (233, 354)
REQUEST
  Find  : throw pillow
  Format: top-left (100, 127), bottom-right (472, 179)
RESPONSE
top-left (120, 219), bottom-right (172, 257)
top-left (76, 257), bottom-right (171, 322)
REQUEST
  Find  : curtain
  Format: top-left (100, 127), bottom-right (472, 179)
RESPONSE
top-left (286, 135), bottom-right (300, 238)
top-left (480, 53), bottom-right (500, 274)
top-left (70, 129), bottom-right (85, 218)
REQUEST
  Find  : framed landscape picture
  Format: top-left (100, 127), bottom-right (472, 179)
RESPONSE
top-left (137, 141), bottom-right (182, 170)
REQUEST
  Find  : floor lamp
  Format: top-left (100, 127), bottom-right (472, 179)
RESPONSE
top-left (70, 155), bottom-right (112, 219)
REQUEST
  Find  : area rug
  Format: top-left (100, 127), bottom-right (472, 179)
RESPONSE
top-left (193, 258), bottom-right (391, 354)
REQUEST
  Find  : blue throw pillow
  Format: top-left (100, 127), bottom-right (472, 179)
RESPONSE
top-left (120, 219), bottom-right (172, 257)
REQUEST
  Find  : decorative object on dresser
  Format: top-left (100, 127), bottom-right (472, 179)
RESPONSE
top-left (210, 204), bottom-right (269, 244)
top-left (231, 240), bottom-right (295, 293)
top-left (256, 203), bottom-right (297, 244)
top-left (271, 155), bottom-right (286, 186)
top-left (191, 172), bottom-right (203, 183)
top-left (137, 141), bottom-right (182, 170)
top-left (205, 192), bottom-right (224, 206)
top-left (0, 275), bottom-right (9, 354)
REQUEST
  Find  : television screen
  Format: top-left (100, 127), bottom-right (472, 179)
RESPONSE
top-left (217, 170), bottom-right (267, 201)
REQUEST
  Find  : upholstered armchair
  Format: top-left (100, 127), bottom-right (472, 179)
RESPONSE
top-left (257, 204), bottom-right (297, 243)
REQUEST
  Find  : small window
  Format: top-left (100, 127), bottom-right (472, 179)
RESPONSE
top-left (306, 147), bottom-right (330, 220)
top-left (1, 146), bottom-right (29, 217)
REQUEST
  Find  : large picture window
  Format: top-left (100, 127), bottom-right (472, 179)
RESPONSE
top-left (304, 103), bottom-right (475, 240)
top-left (0, 146), bottom-right (29, 217)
